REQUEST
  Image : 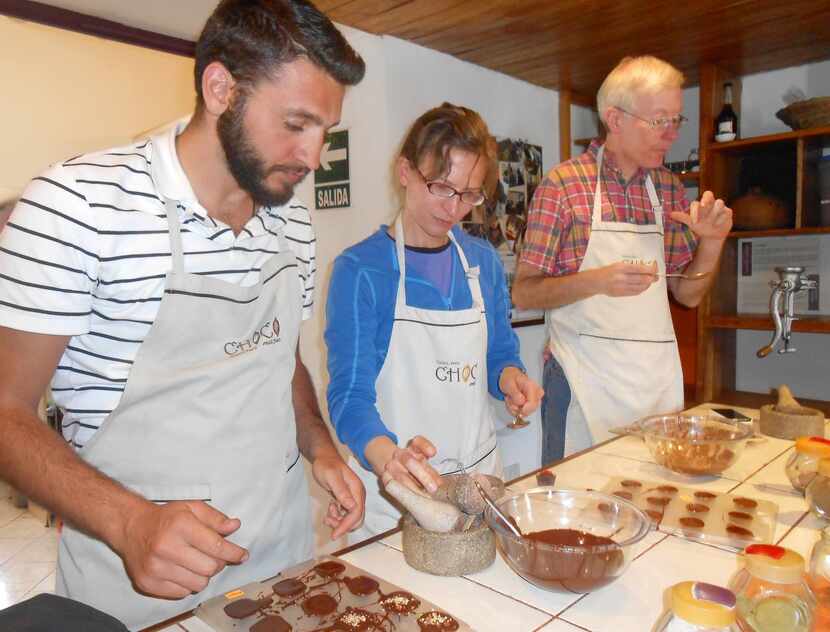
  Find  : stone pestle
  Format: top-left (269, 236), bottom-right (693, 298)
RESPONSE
top-left (385, 479), bottom-right (463, 533)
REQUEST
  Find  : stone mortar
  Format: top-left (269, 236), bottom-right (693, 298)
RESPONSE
top-left (432, 474), bottom-right (506, 514)
top-left (759, 404), bottom-right (825, 440)
top-left (401, 513), bottom-right (495, 576)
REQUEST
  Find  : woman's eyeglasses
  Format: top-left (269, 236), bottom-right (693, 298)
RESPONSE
top-left (416, 169), bottom-right (486, 206)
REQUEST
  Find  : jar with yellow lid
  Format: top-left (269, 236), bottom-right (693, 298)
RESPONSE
top-left (809, 526), bottom-right (830, 631)
top-left (805, 458), bottom-right (830, 520)
top-left (654, 581), bottom-right (739, 631)
top-left (785, 437), bottom-right (830, 493)
top-left (729, 544), bottom-right (815, 632)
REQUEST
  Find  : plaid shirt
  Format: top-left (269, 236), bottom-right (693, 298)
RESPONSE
top-left (520, 140), bottom-right (697, 276)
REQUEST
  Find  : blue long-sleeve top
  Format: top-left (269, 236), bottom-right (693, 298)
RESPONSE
top-left (325, 225), bottom-right (524, 470)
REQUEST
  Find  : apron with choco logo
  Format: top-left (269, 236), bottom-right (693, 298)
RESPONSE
top-left (545, 145), bottom-right (684, 456)
top-left (55, 199), bottom-right (312, 631)
top-left (349, 217), bottom-right (501, 542)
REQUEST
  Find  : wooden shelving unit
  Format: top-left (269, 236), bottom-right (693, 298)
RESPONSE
top-left (695, 64), bottom-right (830, 405)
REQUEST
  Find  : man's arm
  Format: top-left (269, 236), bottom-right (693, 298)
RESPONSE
top-left (512, 261), bottom-right (658, 310)
top-left (0, 327), bottom-right (247, 598)
top-left (669, 191), bottom-right (733, 307)
top-left (292, 345), bottom-right (364, 538)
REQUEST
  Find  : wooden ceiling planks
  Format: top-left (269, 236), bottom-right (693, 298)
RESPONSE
top-left (315, 0), bottom-right (830, 105)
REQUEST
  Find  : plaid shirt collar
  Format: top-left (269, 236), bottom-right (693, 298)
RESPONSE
top-left (588, 139), bottom-right (650, 186)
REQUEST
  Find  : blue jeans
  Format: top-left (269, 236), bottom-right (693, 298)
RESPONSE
top-left (541, 354), bottom-right (571, 465)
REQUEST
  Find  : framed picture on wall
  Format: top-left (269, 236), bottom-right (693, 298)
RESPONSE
top-left (461, 137), bottom-right (545, 325)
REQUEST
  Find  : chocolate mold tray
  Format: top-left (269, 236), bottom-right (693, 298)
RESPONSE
top-left (599, 477), bottom-right (778, 551)
top-left (196, 555), bottom-right (471, 631)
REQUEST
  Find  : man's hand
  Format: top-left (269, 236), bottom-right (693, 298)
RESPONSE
top-left (670, 190), bottom-right (733, 240)
top-left (118, 500), bottom-right (248, 599)
top-left (365, 435), bottom-right (443, 496)
top-left (594, 261), bottom-right (658, 297)
top-left (499, 367), bottom-right (544, 417)
top-left (312, 453), bottom-right (366, 540)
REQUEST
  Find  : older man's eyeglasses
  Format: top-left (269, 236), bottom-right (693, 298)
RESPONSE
top-left (417, 169), bottom-right (486, 206)
top-left (617, 107), bottom-right (688, 131)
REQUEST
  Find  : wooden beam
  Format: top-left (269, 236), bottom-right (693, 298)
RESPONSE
top-left (559, 90), bottom-right (572, 162)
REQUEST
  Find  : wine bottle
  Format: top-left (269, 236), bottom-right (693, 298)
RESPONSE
top-left (714, 82), bottom-right (739, 141)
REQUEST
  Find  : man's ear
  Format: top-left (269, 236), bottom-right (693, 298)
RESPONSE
top-left (201, 61), bottom-right (236, 117)
top-left (603, 107), bottom-right (624, 134)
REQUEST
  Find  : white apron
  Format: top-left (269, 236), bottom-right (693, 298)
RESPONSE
top-left (56, 200), bottom-right (313, 631)
top-left (545, 146), bottom-right (684, 455)
top-left (349, 217), bottom-right (502, 542)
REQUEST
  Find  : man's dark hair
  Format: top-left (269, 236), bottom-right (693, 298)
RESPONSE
top-left (194, 0), bottom-right (365, 106)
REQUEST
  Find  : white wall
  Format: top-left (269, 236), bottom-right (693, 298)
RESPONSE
top-left (0, 16), bottom-right (194, 200)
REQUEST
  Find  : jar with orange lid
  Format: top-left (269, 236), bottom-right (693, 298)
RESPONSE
top-left (729, 544), bottom-right (815, 632)
top-left (786, 437), bottom-right (830, 493)
top-left (654, 581), bottom-right (739, 631)
top-left (809, 526), bottom-right (830, 632)
top-left (806, 458), bottom-right (830, 521)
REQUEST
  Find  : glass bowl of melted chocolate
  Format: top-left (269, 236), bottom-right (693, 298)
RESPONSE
top-left (484, 488), bottom-right (650, 594)
top-left (639, 414), bottom-right (753, 476)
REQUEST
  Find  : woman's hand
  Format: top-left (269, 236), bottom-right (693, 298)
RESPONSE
top-left (499, 366), bottom-right (544, 417)
top-left (365, 435), bottom-right (443, 495)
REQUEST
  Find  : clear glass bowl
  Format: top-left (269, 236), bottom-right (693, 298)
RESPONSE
top-left (483, 488), bottom-right (651, 594)
top-left (640, 414), bottom-right (753, 476)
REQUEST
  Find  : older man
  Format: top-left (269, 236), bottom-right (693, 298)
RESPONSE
top-left (513, 56), bottom-right (732, 462)
top-left (0, 1), bottom-right (365, 628)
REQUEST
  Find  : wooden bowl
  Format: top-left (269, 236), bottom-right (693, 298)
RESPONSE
top-left (730, 188), bottom-right (792, 230)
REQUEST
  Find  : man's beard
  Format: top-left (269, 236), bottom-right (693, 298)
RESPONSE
top-left (217, 97), bottom-right (309, 209)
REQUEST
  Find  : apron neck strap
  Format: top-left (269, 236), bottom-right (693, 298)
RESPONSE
top-left (593, 145), bottom-right (664, 230)
top-left (393, 215), bottom-right (480, 308)
top-left (163, 198), bottom-right (185, 274)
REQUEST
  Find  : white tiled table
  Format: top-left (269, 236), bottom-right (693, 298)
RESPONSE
top-left (154, 404), bottom-right (828, 632)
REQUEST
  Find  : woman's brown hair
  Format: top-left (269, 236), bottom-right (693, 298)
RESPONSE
top-left (398, 102), bottom-right (497, 198)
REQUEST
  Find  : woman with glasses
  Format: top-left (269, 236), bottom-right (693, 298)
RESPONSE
top-left (325, 103), bottom-right (543, 540)
top-left (513, 56), bottom-right (732, 462)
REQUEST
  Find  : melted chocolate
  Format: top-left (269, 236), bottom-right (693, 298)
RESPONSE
top-left (514, 528), bottom-right (625, 593)
top-left (646, 496), bottom-right (671, 507)
top-left (728, 511), bottom-right (753, 522)
top-left (224, 597), bottom-right (270, 619)
top-left (597, 502), bottom-right (614, 514)
top-left (273, 577), bottom-right (307, 598)
top-left (329, 607), bottom-right (382, 631)
top-left (613, 490), bottom-right (633, 500)
top-left (726, 524), bottom-right (754, 538)
top-left (380, 591), bottom-right (421, 614)
top-left (620, 480), bottom-right (642, 488)
top-left (302, 593), bottom-right (339, 617)
top-left (417, 611), bottom-right (460, 631)
top-left (314, 561), bottom-right (346, 578)
top-left (733, 497), bottom-right (757, 510)
top-left (686, 503), bottom-right (710, 513)
top-left (679, 517), bottom-right (704, 529)
top-left (344, 575), bottom-right (379, 596)
top-left (252, 615), bottom-right (292, 632)
top-left (657, 485), bottom-right (678, 493)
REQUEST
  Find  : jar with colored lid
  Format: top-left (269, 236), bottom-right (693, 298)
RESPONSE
top-left (806, 458), bottom-right (830, 520)
top-left (729, 544), bottom-right (815, 632)
top-left (654, 581), bottom-right (739, 631)
top-left (785, 437), bottom-right (830, 493)
top-left (809, 526), bottom-right (830, 631)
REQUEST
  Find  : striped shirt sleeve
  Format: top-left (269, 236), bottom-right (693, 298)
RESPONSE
top-left (285, 203), bottom-right (316, 321)
top-left (0, 165), bottom-right (99, 335)
top-left (662, 176), bottom-right (698, 273)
